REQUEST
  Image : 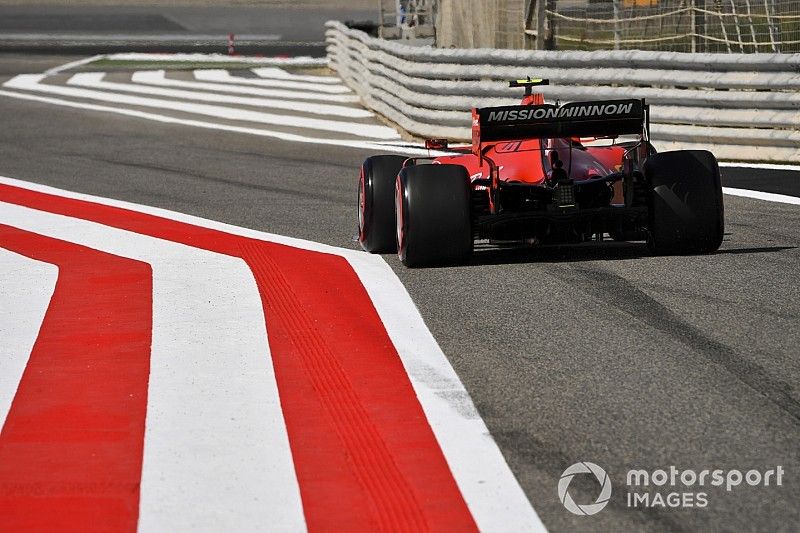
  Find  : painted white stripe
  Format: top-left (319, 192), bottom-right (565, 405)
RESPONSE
top-left (723, 187), bottom-right (800, 205)
top-left (0, 248), bottom-right (58, 431)
top-left (68, 72), bottom-right (371, 119)
top-left (0, 174), bottom-right (548, 532)
top-left (195, 69), bottom-right (352, 94)
top-left (250, 67), bottom-right (343, 84)
top-left (43, 54), bottom-right (106, 76)
top-left (106, 53), bottom-right (327, 67)
top-left (3, 74), bottom-right (397, 140)
top-left (720, 161), bottom-right (800, 172)
top-left (131, 69), bottom-right (358, 103)
top-left (346, 251), bottom-right (548, 533)
top-left (0, 89), bottom-right (412, 151)
top-left (0, 200), bottom-right (306, 532)
top-left (0, 175), bottom-right (387, 255)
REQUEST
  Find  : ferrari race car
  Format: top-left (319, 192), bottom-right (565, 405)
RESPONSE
top-left (358, 79), bottom-right (724, 267)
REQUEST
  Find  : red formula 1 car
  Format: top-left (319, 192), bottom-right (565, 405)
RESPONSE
top-left (358, 79), bottom-right (724, 267)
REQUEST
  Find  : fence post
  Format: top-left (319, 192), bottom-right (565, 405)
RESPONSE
top-left (544, 0), bottom-right (556, 49)
top-left (692, 0), bottom-right (707, 52)
top-left (765, 0), bottom-right (780, 52)
top-left (378, 0), bottom-right (385, 39)
top-left (535, 0), bottom-right (547, 50)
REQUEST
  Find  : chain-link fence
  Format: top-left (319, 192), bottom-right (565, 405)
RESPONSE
top-left (377, 0), bottom-right (436, 39)
top-left (428, 0), bottom-right (800, 52)
top-left (432, 0), bottom-right (527, 48)
top-left (497, 0), bottom-right (527, 48)
top-left (529, 0), bottom-right (800, 52)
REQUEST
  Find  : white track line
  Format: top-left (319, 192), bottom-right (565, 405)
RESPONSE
top-left (131, 69), bottom-right (359, 103)
top-left (43, 53), bottom-right (106, 76)
top-left (250, 66), bottom-right (343, 84)
top-left (723, 187), bottom-right (800, 205)
top-left (4, 74), bottom-right (398, 140)
top-left (346, 251), bottom-right (548, 532)
top-left (0, 88), bottom-right (413, 151)
top-left (0, 249), bottom-right (58, 431)
top-left (0, 174), bottom-right (548, 532)
top-left (195, 69), bottom-right (352, 94)
top-left (67, 72), bottom-right (371, 119)
top-left (3, 82), bottom-right (797, 203)
top-left (720, 161), bottom-right (800, 172)
top-left (0, 200), bottom-right (306, 532)
top-left (0, 175), bottom-right (393, 256)
top-left (107, 53), bottom-right (326, 67)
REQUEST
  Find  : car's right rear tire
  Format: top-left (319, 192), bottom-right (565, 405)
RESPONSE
top-left (395, 164), bottom-right (472, 267)
top-left (644, 150), bottom-right (724, 254)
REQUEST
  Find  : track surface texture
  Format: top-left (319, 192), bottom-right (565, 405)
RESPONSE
top-left (0, 3), bottom-right (375, 54)
top-left (1, 53), bottom-right (799, 532)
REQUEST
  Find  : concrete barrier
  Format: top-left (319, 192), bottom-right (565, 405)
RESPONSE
top-left (326, 20), bottom-right (800, 163)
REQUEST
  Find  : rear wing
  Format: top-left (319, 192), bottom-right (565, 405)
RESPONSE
top-left (472, 98), bottom-right (647, 156)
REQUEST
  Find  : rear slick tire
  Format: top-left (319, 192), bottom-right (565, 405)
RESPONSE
top-left (644, 150), bottom-right (724, 255)
top-left (358, 154), bottom-right (406, 253)
top-left (395, 164), bottom-right (473, 267)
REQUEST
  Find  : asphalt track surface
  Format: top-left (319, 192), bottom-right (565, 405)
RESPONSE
top-left (0, 4), bottom-right (375, 54)
top-left (0, 54), bottom-right (798, 532)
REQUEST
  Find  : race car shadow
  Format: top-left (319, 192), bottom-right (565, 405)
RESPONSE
top-left (467, 241), bottom-right (650, 266)
top-left (714, 245), bottom-right (796, 255)
top-left (464, 243), bottom-right (796, 266)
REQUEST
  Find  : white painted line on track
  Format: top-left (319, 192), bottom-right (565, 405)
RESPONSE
top-left (43, 54), bottom-right (106, 76)
top-left (194, 69), bottom-right (352, 94)
top-left (346, 251), bottom-right (549, 533)
top-left (720, 161), bottom-right (800, 172)
top-left (0, 249), bottom-right (58, 431)
top-left (0, 200), bottom-right (306, 532)
top-left (131, 69), bottom-right (359, 103)
top-left (106, 53), bottom-right (327, 67)
top-left (5, 81), bottom-right (799, 197)
top-left (0, 174), bottom-right (549, 532)
top-left (0, 88), bottom-right (417, 152)
top-left (250, 66), bottom-right (343, 84)
top-left (67, 72), bottom-right (372, 118)
top-left (723, 187), bottom-right (800, 205)
top-left (3, 74), bottom-right (398, 140)
top-left (0, 175), bottom-right (368, 256)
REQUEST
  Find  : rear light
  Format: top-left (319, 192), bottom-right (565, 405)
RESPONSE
top-left (425, 138), bottom-right (448, 150)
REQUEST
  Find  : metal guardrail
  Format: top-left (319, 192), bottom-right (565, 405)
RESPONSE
top-left (325, 20), bottom-right (800, 162)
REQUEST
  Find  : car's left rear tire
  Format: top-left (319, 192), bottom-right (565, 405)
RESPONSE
top-left (359, 155), bottom-right (407, 253)
top-left (395, 164), bottom-right (472, 267)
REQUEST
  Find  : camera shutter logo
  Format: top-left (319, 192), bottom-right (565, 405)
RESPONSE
top-left (558, 462), bottom-right (612, 516)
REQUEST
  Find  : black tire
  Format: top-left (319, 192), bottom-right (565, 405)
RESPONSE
top-left (395, 164), bottom-right (473, 267)
top-left (644, 150), bottom-right (724, 254)
top-left (358, 155), bottom-right (407, 253)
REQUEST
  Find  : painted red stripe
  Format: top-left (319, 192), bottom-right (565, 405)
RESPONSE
top-left (0, 224), bottom-right (152, 532)
top-left (0, 183), bottom-right (478, 531)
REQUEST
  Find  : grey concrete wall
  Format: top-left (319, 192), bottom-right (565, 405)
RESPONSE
top-left (435, 0), bottom-right (525, 49)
